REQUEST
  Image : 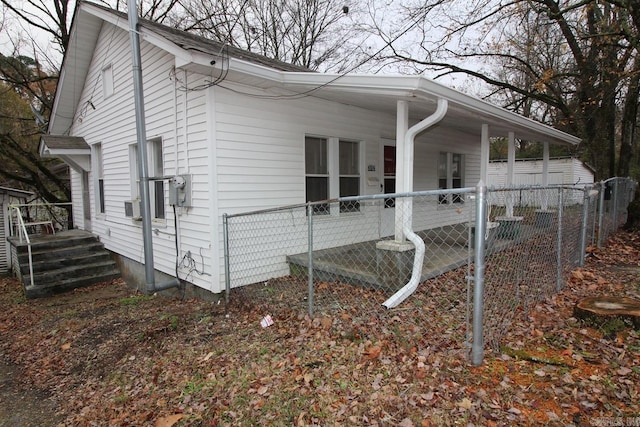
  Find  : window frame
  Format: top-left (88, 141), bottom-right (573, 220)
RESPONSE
top-left (438, 151), bottom-right (465, 205)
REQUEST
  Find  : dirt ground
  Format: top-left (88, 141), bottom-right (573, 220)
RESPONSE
top-left (0, 231), bottom-right (639, 426)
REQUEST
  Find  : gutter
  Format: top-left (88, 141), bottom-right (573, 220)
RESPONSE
top-left (383, 98), bottom-right (448, 309)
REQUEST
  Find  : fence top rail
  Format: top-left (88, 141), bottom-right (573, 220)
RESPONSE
top-left (224, 187), bottom-right (477, 219)
top-left (488, 183), bottom-right (598, 192)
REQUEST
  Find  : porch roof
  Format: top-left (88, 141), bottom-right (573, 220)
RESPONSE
top-left (38, 135), bottom-right (91, 173)
top-left (276, 74), bottom-right (580, 146)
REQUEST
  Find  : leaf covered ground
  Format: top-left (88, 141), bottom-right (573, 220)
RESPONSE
top-left (0, 231), bottom-right (639, 426)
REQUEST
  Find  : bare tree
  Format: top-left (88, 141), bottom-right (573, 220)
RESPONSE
top-left (374, 0), bottom-right (640, 179)
top-left (0, 0), bottom-right (72, 54)
top-left (176, 0), bottom-right (367, 71)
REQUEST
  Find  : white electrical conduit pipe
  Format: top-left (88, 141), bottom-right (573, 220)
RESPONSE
top-left (383, 98), bottom-right (448, 309)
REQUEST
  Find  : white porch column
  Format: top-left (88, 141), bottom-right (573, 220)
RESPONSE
top-left (541, 141), bottom-right (550, 210)
top-left (506, 131), bottom-right (516, 217)
top-left (395, 100), bottom-right (409, 242)
top-left (481, 124), bottom-right (490, 184)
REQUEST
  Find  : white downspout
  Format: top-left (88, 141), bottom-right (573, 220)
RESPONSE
top-left (383, 98), bottom-right (448, 309)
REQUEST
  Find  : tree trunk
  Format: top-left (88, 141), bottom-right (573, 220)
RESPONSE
top-left (574, 296), bottom-right (640, 333)
top-left (618, 62), bottom-right (640, 177)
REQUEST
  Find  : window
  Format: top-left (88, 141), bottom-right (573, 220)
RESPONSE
top-left (93, 143), bottom-right (105, 214)
top-left (129, 138), bottom-right (165, 220)
top-left (339, 139), bottom-right (360, 213)
top-left (149, 138), bottom-right (165, 220)
top-left (305, 136), bottom-right (329, 214)
top-left (102, 64), bottom-right (114, 98)
top-left (305, 136), bottom-right (361, 214)
top-left (438, 152), bottom-right (464, 204)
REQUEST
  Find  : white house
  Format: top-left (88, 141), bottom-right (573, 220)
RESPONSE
top-left (40, 2), bottom-right (580, 297)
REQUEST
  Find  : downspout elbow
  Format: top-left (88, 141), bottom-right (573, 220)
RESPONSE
top-left (150, 278), bottom-right (181, 293)
top-left (382, 225), bottom-right (425, 309)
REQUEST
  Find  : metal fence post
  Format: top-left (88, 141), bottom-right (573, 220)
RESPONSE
top-left (597, 181), bottom-right (605, 248)
top-left (471, 181), bottom-right (487, 366)
top-left (307, 203), bottom-right (314, 317)
top-left (613, 178), bottom-right (620, 230)
top-left (556, 188), bottom-right (564, 292)
top-left (223, 213), bottom-right (231, 306)
top-left (579, 186), bottom-right (590, 267)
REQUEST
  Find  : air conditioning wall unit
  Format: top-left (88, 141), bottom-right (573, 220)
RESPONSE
top-left (124, 199), bottom-right (142, 220)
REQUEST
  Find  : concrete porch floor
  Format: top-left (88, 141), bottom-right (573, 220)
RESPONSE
top-left (286, 221), bottom-right (550, 292)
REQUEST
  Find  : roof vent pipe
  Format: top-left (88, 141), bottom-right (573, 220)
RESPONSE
top-left (383, 98), bottom-right (448, 309)
top-left (128, 0), bottom-right (179, 293)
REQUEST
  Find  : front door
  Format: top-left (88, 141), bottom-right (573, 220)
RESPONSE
top-left (380, 141), bottom-right (396, 237)
top-left (81, 171), bottom-right (92, 232)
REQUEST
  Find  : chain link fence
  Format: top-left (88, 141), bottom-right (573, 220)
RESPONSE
top-left (224, 178), bottom-right (636, 364)
top-left (597, 177), bottom-right (637, 246)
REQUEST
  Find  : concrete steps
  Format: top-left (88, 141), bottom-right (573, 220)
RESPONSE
top-left (12, 230), bottom-right (120, 298)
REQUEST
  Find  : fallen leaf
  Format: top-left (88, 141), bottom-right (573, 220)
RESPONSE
top-left (60, 342), bottom-right (71, 351)
top-left (154, 414), bottom-right (183, 427)
top-left (303, 373), bottom-right (313, 385)
top-left (364, 346), bottom-right (381, 359)
top-left (572, 270), bottom-right (584, 281)
top-left (456, 398), bottom-right (473, 410)
top-left (616, 367), bottom-right (632, 376)
top-left (398, 418), bottom-right (414, 427)
top-left (320, 317), bottom-right (332, 330)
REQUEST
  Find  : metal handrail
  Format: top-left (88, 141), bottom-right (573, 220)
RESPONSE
top-left (10, 206), bottom-right (35, 288)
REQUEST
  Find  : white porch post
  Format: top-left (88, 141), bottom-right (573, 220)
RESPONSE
top-left (481, 124), bottom-right (490, 184)
top-left (507, 131), bottom-right (515, 217)
top-left (395, 100), bottom-right (409, 242)
top-left (542, 141), bottom-right (550, 210)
